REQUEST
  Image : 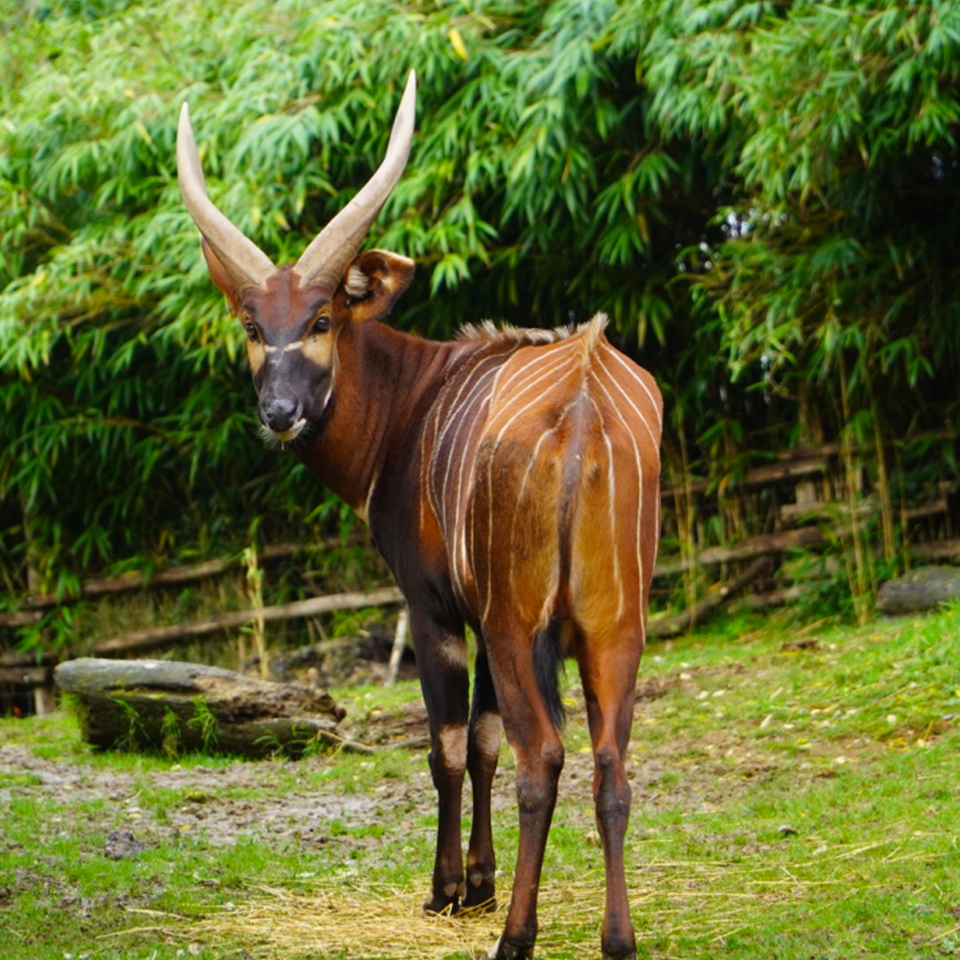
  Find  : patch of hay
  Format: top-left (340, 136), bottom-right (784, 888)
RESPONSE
top-left (190, 868), bottom-right (768, 959)
top-left (197, 884), bottom-right (503, 959)
top-left (167, 839), bottom-right (942, 958)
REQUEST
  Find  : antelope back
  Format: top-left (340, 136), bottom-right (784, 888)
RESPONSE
top-left (421, 317), bottom-right (662, 640)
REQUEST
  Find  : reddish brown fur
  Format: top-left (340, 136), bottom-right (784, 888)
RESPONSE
top-left (205, 244), bottom-right (662, 960)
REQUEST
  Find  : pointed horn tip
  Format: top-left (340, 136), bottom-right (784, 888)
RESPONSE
top-left (402, 70), bottom-right (417, 109)
top-left (177, 103), bottom-right (196, 149)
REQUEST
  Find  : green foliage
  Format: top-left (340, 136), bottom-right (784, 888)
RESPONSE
top-left (188, 697), bottom-right (219, 752)
top-left (160, 706), bottom-right (182, 759)
top-left (1, 0), bottom-right (958, 617)
top-left (109, 695), bottom-right (147, 750)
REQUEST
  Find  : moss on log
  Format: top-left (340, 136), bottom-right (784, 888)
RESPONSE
top-left (54, 657), bottom-right (358, 758)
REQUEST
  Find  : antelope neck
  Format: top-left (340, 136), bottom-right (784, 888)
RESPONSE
top-left (295, 321), bottom-right (458, 517)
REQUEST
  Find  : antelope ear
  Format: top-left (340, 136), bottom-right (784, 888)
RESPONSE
top-left (340, 249), bottom-right (415, 323)
top-left (201, 238), bottom-right (243, 315)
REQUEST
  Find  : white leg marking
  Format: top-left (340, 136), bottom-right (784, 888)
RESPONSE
top-left (439, 724), bottom-right (468, 774)
top-left (439, 636), bottom-right (469, 670)
top-left (472, 711), bottom-right (502, 761)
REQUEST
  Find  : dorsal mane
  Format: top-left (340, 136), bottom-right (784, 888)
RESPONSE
top-left (456, 314), bottom-right (608, 349)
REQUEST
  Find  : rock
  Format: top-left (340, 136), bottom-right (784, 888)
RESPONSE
top-left (876, 566), bottom-right (960, 615)
top-left (104, 829), bottom-right (147, 860)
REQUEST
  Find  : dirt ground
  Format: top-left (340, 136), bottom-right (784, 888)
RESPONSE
top-left (0, 670), bottom-right (782, 858)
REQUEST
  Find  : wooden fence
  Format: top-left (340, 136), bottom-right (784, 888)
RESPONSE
top-left (2, 441), bottom-right (958, 715)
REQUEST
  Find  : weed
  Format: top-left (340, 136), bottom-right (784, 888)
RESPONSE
top-left (160, 707), bottom-right (182, 760)
top-left (187, 697), bottom-right (219, 752)
top-left (111, 696), bottom-right (147, 751)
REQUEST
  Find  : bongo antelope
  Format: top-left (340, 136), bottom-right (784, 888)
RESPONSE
top-left (177, 71), bottom-right (662, 960)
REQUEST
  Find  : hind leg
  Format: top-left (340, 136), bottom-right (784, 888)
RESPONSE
top-left (578, 634), bottom-right (644, 960)
top-left (484, 620), bottom-right (564, 959)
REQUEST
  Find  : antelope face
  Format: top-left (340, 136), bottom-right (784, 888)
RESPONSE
top-left (198, 251), bottom-right (339, 441)
top-left (237, 272), bottom-right (336, 442)
top-left (201, 246), bottom-right (414, 443)
top-left (176, 72), bottom-right (416, 443)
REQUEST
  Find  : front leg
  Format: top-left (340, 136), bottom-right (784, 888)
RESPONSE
top-left (464, 646), bottom-right (501, 911)
top-left (409, 605), bottom-right (471, 915)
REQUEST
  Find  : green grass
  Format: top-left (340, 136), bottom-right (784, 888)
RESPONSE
top-left (1, 607), bottom-right (959, 958)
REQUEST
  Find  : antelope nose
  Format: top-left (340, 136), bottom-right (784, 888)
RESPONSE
top-left (260, 396), bottom-right (303, 435)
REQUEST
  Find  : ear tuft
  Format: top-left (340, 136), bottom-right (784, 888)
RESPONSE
top-left (340, 249), bottom-right (415, 323)
top-left (344, 264), bottom-right (371, 299)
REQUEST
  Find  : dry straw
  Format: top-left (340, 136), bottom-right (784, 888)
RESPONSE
top-left (189, 855), bottom-right (874, 959)
top-left (127, 839), bottom-right (940, 958)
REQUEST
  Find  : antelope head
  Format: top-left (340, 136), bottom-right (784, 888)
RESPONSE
top-left (178, 72), bottom-right (417, 442)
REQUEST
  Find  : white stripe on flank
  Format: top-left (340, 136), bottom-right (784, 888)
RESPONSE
top-left (593, 398), bottom-right (625, 623)
top-left (603, 347), bottom-right (663, 430)
top-left (451, 396), bottom-right (493, 594)
top-left (591, 366), bottom-right (647, 628)
top-left (482, 353), bottom-right (579, 621)
top-left (441, 364), bottom-right (500, 562)
top-left (594, 349), bottom-right (661, 457)
top-left (488, 340), bottom-right (576, 411)
top-left (507, 426), bottom-right (557, 608)
top-left (429, 351), bottom-right (504, 538)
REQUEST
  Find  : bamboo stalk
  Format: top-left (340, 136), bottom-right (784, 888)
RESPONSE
top-left (243, 544), bottom-right (268, 680)
top-left (867, 370), bottom-right (897, 563)
top-left (838, 354), bottom-right (871, 624)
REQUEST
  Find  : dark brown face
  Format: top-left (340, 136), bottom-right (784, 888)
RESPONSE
top-left (235, 269), bottom-right (339, 442)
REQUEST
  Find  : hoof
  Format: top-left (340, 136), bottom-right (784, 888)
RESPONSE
top-left (422, 884), bottom-right (463, 916)
top-left (463, 870), bottom-right (496, 912)
top-left (601, 935), bottom-right (637, 960)
top-left (489, 931), bottom-right (536, 959)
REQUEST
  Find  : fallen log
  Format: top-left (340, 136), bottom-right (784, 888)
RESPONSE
top-left (93, 585), bottom-right (405, 656)
top-left (648, 557), bottom-right (770, 639)
top-left (654, 526), bottom-right (826, 577)
top-left (54, 657), bottom-right (369, 758)
top-left (876, 565), bottom-right (960, 615)
top-left (661, 448), bottom-right (834, 499)
top-left (911, 539), bottom-right (960, 562)
top-left (0, 544), bottom-right (303, 627)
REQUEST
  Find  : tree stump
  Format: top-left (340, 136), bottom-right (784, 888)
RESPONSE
top-left (54, 658), bottom-right (355, 758)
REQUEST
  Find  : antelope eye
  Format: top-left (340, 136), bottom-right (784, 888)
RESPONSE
top-left (314, 315), bottom-right (331, 334)
top-left (244, 322), bottom-right (259, 342)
